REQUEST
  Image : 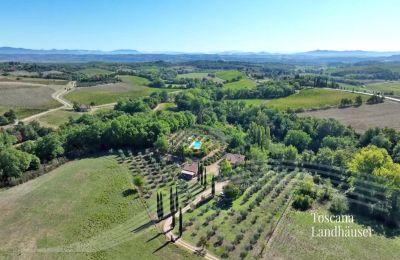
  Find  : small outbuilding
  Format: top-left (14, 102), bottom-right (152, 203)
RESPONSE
top-left (180, 162), bottom-right (199, 180)
top-left (222, 153), bottom-right (245, 167)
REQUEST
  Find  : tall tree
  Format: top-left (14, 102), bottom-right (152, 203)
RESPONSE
top-left (160, 193), bottom-right (164, 218)
top-left (203, 171), bottom-right (207, 189)
top-left (156, 192), bottom-right (160, 219)
top-left (171, 212), bottom-right (176, 228)
top-left (197, 162), bottom-right (201, 182)
top-left (169, 186), bottom-right (175, 214)
top-left (179, 207), bottom-right (183, 237)
top-left (211, 175), bottom-right (215, 196)
top-left (175, 187), bottom-right (179, 212)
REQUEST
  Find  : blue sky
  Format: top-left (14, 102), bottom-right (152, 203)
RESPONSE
top-left (1, 0), bottom-right (399, 52)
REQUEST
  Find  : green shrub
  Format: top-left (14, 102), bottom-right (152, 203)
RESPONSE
top-left (292, 194), bottom-right (314, 210)
top-left (329, 193), bottom-right (349, 214)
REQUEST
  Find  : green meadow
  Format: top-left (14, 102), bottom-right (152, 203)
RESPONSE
top-left (65, 76), bottom-right (178, 105)
top-left (215, 70), bottom-right (244, 81)
top-left (0, 156), bottom-right (196, 260)
top-left (232, 88), bottom-right (367, 110)
top-left (223, 78), bottom-right (256, 90)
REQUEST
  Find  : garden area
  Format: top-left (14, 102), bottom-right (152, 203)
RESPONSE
top-left (169, 128), bottom-right (225, 159)
top-left (168, 162), bottom-right (304, 259)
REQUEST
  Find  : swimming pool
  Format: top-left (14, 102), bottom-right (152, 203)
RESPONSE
top-left (190, 140), bottom-right (202, 149)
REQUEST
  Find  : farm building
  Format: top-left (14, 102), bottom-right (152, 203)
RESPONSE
top-left (222, 153), bottom-right (245, 167)
top-left (180, 162), bottom-right (199, 180)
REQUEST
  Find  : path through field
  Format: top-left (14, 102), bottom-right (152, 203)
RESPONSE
top-left (20, 81), bottom-right (76, 123)
top-left (162, 181), bottom-right (228, 260)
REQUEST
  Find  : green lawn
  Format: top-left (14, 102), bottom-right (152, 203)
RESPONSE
top-left (215, 70), bottom-right (244, 81)
top-left (266, 207), bottom-right (400, 259)
top-left (65, 75), bottom-right (178, 105)
top-left (223, 78), bottom-right (256, 90)
top-left (78, 68), bottom-right (114, 77)
top-left (231, 89), bottom-right (368, 110)
top-left (119, 75), bottom-right (151, 86)
top-left (365, 81), bottom-right (400, 97)
top-left (0, 156), bottom-right (196, 259)
top-left (36, 109), bottom-right (82, 128)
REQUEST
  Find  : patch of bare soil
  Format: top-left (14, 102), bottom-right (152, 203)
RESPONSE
top-left (299, 101), bottom-right (400, 133)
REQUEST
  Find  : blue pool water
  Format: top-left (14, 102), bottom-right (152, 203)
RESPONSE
top-left (191, 140), bottom-right (202, 149)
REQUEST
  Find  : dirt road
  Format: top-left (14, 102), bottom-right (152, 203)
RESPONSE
top-left (162, 181), bottom-right (228, 260)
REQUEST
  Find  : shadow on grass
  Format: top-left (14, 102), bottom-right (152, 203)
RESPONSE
top-left (131, 220), bottom-right (154, 233)
top-left (152, 241), bottom-right (171, 253)
top-left (350, 209), bottom-right (400, 238)
top-left (122, 188), bottom-right (137, 197)
top-left (215, 198), bottom-right (232, 210)
top-left (146, 232), bottom-right (163, 242)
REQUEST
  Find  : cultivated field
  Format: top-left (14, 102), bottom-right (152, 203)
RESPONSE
top-left (300, 101), bottom-right (400, 133)
top-left (78, 68), bottom-right (113, 76)
top-left (176, 72), bottom-right (224, 83)
top-left (173, 165), bottom-right (300, 259)
top-left (232, 89), bottom-right (367, 110)
top-left (65, 75), bottom-right (178, 105)
top-left (0, 156), bottom-right (196, 260)
top-left (365, 81), bottom-right (400, 97)
top-left (177, 73), bottom-right (210, 79)
top-left (0, 76), bottom-right (68, 85)
top-left (266, 208), bottom-right (400, 260)
top-left (223, 79), bottom-right (256, 90)
top-left (0, 82), bottom-right (63, 118)
top-left (215, 70), bottom-right (244, 81)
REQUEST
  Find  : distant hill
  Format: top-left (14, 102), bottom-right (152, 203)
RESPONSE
top-left (0, 47), bottom-right (140, 55)
top-left (1, 47), bottom-right (400, 63)
top-left (296, 50), bottom-right (400, 57)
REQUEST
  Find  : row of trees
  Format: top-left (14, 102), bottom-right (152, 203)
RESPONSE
top-left (0, 111), bottom-right (196, 186)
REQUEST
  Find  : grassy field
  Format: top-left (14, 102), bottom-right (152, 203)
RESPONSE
top-left (0, 76), bottom-right (68, 85)
top-left (0, 82), bottom-right (63, 118)
top-left (176, 73), bottom-right (210, 79)
top-left (215, 70), bottom-right (244, 81)
top-left (78, 68), bottom-right (114, 77)
top-left (36, 109), bottom-right (82, 128)
top-left (154, 102), bottom-right (177, 111)
top-left (300, 101), bottom-right (400, 133)
top-left (0, 156), bottom-right (196, 259)
top-left (176, 72), bottom-right (224, 83)
top-left (232, 89), bottom-right (367, 110)
top-left (65, 75), bottom-right (177, 105)
top-left (365, 81), bottom-right (400, 97)
top-left (266, 207), bottom-right (400, 260)
top-left (223, 79), bottom-right (256, 90)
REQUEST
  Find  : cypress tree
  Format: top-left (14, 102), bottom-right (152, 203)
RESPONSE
top-left (197, 163), bottom-right (201, 182)
top-left (175, 187), bottom-right (179, 212)
top-left (179, 207), bottom-right (183, 237)
top-left (156, 192), bottom-right (160, 219)
top-left (203, 172), bottom-right (207, 189)
top-left (160, 193), bottom-right (164, 218)
top-left (171, 212), bottom-right (176, 228)
top-left (170, 187), bottom-right (174, 214)
top-left (211, 176), bottom-right (215, 196)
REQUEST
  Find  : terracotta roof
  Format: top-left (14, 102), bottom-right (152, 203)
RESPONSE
top-left (182, 162), bottom-right (198, 174)
top-left (223, 153), bottom-right (245, 165)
